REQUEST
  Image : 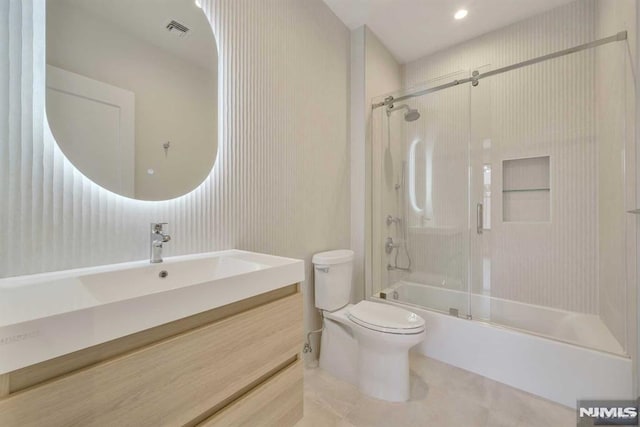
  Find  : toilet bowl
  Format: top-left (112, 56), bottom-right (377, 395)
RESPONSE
top-left (313, 250), bottom-right (426, 402)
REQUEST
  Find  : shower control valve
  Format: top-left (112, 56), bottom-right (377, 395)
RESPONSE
top-left (385, 237), bottom-right (400, 255)
top-left (386, 215), bottom-right (401, 226)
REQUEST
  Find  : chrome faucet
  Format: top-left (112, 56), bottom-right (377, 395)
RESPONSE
top-left (150, 223), bottom-right (171, 263)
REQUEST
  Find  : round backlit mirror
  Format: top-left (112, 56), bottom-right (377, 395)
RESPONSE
top-left (46, 0), bottom-right (218, 201)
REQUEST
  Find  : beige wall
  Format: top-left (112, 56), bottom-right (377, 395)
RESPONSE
top-left (46, 2), bottom-right (217, 200)
top-left (363, 27), bottom-right (404, 298)
top-left (350, 27), bottom-right (366, 303)
top-left (0, 0), bottom-right (350, 360)
top-left (351, 26), bottom-right (403, 301)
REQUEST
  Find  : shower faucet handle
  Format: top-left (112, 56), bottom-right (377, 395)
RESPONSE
top-left (386, 215), bottom-right (401, 226)
top-left (385, 237), bottom-right (400, 255)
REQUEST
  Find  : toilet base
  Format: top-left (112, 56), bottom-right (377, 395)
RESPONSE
top-left (354, 330), bottom-right (412, 402)
top-left (319, 316), bottom-right (358, 386)
top-left (318, 308), bottom-right (425, 402)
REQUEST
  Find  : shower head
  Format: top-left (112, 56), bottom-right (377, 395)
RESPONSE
top-left (404, 108), bottom-right (420, 122)
top-left (386, 104), bottom-right (421, 122)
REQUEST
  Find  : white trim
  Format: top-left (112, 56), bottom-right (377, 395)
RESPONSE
top-left (46, 65), bottom-right (135, 197)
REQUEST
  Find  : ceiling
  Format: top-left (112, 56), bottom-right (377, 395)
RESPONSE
top-left (53, 0), bottom-right (217, 71)
top-left (323, 0), bottom-right (576, 63)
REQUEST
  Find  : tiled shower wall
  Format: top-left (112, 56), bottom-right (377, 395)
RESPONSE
top-left (402, 0), bottom-right (625, 315)
top-left (0, 0), bottom-right (350, 345)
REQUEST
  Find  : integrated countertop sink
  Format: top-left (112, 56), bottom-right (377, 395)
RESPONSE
top-left (0, 250), bottom-right (304, 374)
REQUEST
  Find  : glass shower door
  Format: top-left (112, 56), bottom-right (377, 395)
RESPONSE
top-left (370, 38), bottom-right (630, 356)
top-left (371, 71), bottom-right (472, 318)
top-left (468, 42), bottom-right (630, 355)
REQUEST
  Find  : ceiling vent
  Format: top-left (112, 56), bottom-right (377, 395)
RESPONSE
top-left (166, 20), bottom-right (190, 37)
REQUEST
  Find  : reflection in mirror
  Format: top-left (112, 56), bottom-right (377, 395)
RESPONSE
top-left (46, 0), bottom-right (218, 201)
top-left (408, 138), bottom-right (433, 225)
top-left (408, 138), bottom-right (424, 215)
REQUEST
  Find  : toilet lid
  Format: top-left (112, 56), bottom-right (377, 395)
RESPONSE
top-left (347, 301), bottom-right (425, 334)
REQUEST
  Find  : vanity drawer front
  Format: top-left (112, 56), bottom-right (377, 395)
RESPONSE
top-left (0, 292), bottom-right (302, 427)
top-left (198, 358), bottom-right (303, 427)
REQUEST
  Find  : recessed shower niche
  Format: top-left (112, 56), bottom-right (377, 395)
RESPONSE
top-left (502, 156), bottom-right (550, 222)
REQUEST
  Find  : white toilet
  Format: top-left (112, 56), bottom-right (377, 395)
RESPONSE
top-left (313, 249), bottom-right (426, 402)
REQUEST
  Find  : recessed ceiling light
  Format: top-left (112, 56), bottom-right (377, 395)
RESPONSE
top-left (454, 9), bottom-right (468, 20)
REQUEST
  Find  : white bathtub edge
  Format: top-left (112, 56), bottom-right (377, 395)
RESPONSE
top-left (386, 302), bottom-right (633, 408)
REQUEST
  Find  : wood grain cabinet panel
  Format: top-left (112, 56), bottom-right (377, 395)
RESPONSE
top-left (0, 375), bottom-right (9, 398)
top-left (198, 359), bottom-right (303, 427)
top-left (0, 292), bottom-right (302, 427)
top-left (8, 285), bottom-right (297, 394)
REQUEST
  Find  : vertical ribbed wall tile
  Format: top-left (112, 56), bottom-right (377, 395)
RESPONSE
top-left (0, 0), bottom-right (351, 294)
top-left (0, 1), bottom-right (10, 275)
top-left (397, 0), bottom-right (612, 314)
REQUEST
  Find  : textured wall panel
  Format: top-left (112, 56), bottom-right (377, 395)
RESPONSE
top-left (1, 0), bottom-right (350, 277)
top-left (395, 0), bottom-right (606, 314)
top-left (0, 0), bottom-right (350, 345)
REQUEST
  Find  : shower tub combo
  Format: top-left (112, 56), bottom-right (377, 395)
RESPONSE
top-left (368, 32), bottom-right (634, 408)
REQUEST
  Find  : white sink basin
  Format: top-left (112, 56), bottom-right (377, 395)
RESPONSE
top-left (0, 250), bottom-right (304, 374)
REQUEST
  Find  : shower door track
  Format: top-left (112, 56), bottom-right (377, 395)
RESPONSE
top-left (371, 31), bottom-right (627, 109)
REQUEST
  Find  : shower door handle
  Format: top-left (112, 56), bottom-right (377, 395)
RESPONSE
top-left (476, 203), bottom-right (483, 234)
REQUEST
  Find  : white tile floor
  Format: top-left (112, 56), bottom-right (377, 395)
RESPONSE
top-left (296, 353), bottom-right (575, 427)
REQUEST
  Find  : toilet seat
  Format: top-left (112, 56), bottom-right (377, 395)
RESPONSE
top-left (347, 301), bottom-right (425, 335)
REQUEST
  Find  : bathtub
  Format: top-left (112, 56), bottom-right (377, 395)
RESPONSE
top-left (374, 281), bottom-right (633, 408)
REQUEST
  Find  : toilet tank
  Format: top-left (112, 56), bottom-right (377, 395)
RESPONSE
top-left (312, 249), bottom-right (354, 312)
